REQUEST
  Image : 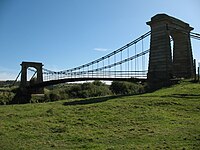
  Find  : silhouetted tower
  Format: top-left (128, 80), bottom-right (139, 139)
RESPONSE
top-left (20, 61), bottom-right (43, 93)
top-left (147, 14), bottom-right (194, 87)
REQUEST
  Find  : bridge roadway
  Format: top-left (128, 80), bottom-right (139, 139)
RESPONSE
top-left (28, 77), bottom-right (147, 88)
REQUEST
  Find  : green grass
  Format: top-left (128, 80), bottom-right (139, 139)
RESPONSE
top-left (0, 81), bottom-right (200, 149)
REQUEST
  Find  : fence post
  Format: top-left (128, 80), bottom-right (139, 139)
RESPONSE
top-left (194, 59), bottom-right (196, 81)
top-left (198, 67), bottom-right (200, 82)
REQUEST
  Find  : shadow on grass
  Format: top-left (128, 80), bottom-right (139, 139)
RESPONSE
top-left (161, 94), bottom-right (200, 99)
top-left (142, 93), bottom-right (200, 99)
top-left (63, 95), bottom-right (124, 106)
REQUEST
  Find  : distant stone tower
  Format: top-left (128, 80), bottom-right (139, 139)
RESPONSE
top-left (20, 61), bottom-right (43, 94)
top-left (147, 14), bottom-right (194, 87)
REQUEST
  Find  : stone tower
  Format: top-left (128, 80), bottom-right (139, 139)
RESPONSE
top-left (20, 61), bottom-right (43, 93)
top-left (147, 14), bottom-right (194, 87)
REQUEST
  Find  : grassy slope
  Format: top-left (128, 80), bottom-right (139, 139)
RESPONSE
top-left (0, 81), bottom-right (200, 150)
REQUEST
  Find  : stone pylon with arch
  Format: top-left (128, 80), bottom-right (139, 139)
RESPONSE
top-left (147, 14), bottom-right (195, 87)
top-left (20, 61), bottom-right (43, 94)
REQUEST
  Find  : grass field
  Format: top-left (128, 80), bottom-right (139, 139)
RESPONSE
top-left (0, 81), bottom-right (200, 149)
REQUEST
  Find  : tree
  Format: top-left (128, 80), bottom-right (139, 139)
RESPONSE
top-left (110, 81), bottom-right (144, 95)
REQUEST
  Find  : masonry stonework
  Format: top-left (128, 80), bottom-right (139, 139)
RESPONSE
top-left (147, 14), bottom-right (194, 87)
top-left (20, 61), bottom-right (43, 94)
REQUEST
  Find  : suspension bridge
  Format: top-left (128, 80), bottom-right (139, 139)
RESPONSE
top-left (13, 14), bottom-right (200, 93)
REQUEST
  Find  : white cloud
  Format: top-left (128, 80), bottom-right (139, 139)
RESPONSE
top-left (94, 48), bottom-right (110, 52)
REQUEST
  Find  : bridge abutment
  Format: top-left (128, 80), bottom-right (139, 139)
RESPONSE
top-left (147, 14), bottom-right (194, 88)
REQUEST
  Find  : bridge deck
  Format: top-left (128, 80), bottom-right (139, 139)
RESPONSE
top-left (29, 77), bottom-right (147, 88)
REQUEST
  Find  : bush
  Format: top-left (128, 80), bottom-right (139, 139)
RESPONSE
top-left (49, 91), bottom-right (61, 101)
top-left (68, 81), bottom-right (112, 98)
top-left (0, 91), bottom-right (15, 105)
top-left (110, 81), bottom-right (145, 95)
top-left (68, 85), bottom-right (82, 98)
top-left (30, 94), bottom-right (45, 103)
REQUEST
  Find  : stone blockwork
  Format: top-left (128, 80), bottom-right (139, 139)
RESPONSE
top-left (147, 14), bottom-right (194, 87)
top-left (20, 61), bottom-right (43, 93)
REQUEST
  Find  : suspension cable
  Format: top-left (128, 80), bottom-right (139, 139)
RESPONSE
top-left (62, 49), bottom-right (149, 77)
top-left (12, 70), bottom-right (22, 86)
top-left (43, 31), bottom-right (151, 74)
top-left (30, 71), bottom-right (37, 81)
top-left (190, 31), bottom-right (200, 40)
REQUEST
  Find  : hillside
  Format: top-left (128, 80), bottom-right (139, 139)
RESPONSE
top-left (0, 81), bottom-right (200, 149)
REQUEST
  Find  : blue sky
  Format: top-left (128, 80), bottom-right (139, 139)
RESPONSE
top-left (0, 0), bottom-right (200, 80)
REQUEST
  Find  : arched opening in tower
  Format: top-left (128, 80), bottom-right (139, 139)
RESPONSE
top-left (170, 35), bottom-right (174, 62)
top-left (27, 67), bottom-right (38, 86)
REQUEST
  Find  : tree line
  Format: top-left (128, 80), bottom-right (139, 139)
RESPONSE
top-left (0, 81), bottom-right (146, 104)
